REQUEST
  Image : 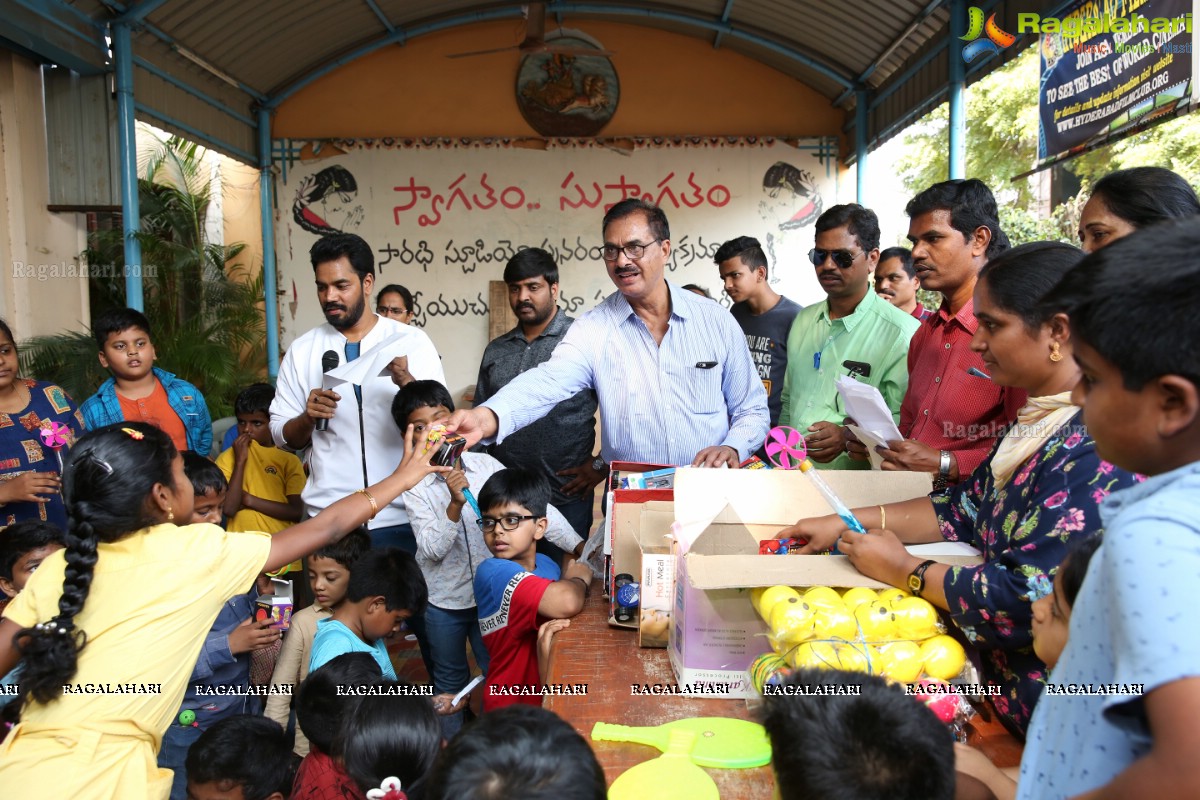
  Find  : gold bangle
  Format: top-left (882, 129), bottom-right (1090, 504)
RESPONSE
top-left (357, 489), bottom-right (379, 519)
top-left (878, 504), bottom-right (886, 530)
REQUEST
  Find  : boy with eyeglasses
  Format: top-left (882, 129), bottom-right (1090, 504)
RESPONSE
top-left (779, 203), bottom-right (920, 469)
top-left (392, 381), bottom-right (583, 723)
top-left (472, 467), bottom-right (593, 712)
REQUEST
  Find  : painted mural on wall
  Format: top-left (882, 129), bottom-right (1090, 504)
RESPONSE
top-left (516, 38), bottom-right (619, 136)
top-left (291, 165), bottom-right (365, 234)
top-left (275, 137), bottom-right (834, 393)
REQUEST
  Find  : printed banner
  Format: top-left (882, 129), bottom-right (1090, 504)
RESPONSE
top-left (274, 137), bottom-right (836, 393)
top-left (1036, 0), bottom-right (1197, 166)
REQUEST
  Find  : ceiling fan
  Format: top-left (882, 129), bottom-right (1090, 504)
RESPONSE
top-left (445, 3), bottom-right (615, 59)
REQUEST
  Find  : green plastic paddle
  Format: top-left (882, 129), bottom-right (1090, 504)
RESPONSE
top-left (592, 716), bottom-right (772, 768)
top-left (608, 729), bottom-right (720, 800)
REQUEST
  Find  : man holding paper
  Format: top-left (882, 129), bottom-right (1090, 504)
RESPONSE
top-left (270, 232), bottom-right (446, 553)
top-left (779, 204), bottom-right (919, 469)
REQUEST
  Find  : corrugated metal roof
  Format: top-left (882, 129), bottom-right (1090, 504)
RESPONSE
top-left (21, 0), bottom-right (1040, 162)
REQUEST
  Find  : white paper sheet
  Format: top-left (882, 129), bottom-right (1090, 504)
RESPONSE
top-left (321, 332), bottom-right (412, 387)
top-left (837, 377), bottom-right (903, 470)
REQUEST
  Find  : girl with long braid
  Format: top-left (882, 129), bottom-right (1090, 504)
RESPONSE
top-left (0, 421), bottom-right (447, 798)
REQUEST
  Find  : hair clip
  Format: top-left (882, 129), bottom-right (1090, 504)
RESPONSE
top-left (121, 427), bottom-right (144, 440)
top-left (34, 620), bottom-right (70, 635)
top-left (366, 777), bottom-right (407, 800)
top-left (82, 452), bottom-right (114, 474)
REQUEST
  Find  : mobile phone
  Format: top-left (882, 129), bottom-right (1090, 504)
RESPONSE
top-left (431, 433), bottom-right (468, 467)
top-left (843, 360), bottom-right (872, 378)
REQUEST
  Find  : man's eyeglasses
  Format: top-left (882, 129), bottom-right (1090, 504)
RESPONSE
top-left (602, 239), bottom-right (662, 262)
top-left (378, 305), bottom-right (410, 317)
top-left (476, 515), bottom-right (540, 533)
top-left (808, 248), bottom-right (863, 270)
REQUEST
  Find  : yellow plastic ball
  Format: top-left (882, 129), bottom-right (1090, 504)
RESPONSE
top-left (757, 585), bottom-right (802, 621)
top-left (789, 641), bottom-right (840, 670)
top-left (878, 588), bottom-right (913, 607)
top-left (892, 597), bottom-right (941, 641)
top-left (812, 604), bottom-right (857, 640)
top-left (877, 641), bottom-right (924, 683)
top-left (835, 643), bottom-right (880, 674)
top-left (920, 635), bottom-right (968, 681)
top-left (804, 586), bottom-right (845, 609)
top-left (853, 600), bottom-right (895, 641)
top-left (769, 597), bottom-right (816, 648)
top-left (841, 587), bottom-right (879, 609)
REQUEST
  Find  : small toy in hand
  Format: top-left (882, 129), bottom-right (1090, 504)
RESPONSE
top-left (39, 421), bottom-right (71, 473)
top-left (425, 425), bottom-right (467, 467)
top-left (759, 537), bottom-right (807, 555)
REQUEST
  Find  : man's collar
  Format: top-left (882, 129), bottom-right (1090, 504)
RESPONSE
top-left (500, 306), bottom-right (568, 342)
top-left (934, 297), bottom-right (979, 333)
top-left (613, 282), bottom-right (685, 321)
top-left (817, 287), bottom-right (877, 330)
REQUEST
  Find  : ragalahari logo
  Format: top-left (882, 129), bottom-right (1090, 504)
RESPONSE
top-left (961, 7), bottom-right (1017, 62)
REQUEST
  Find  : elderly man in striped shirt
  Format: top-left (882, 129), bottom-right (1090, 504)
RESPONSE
top-left (447, 198), bottom-right (769, 470)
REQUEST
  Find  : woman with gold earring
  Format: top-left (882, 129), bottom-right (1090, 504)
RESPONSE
top-left (783, 242), bottom-right (1141, 736)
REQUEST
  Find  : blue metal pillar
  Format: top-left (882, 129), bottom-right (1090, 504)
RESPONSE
top-left (948, 0), bottom-right (966, 179)
top-left (855, 88), bottom-right (869, 203)
top-left (113, 22), bottom-right (143, 310)
top-left (257, 108), bottom-right (280, 381)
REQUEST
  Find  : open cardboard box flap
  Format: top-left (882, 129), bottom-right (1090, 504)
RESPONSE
top-left (673, 467), bottom-right (983, 590)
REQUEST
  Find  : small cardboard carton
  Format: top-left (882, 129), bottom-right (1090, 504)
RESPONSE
top-left (254, 578), bottom-right (294, 630)
top-left (604, 462), bottom-right (672, 627)
top-left (634, 507), bottom-right (675, 647)
top-left (667, 468), bottom-right (983, 697)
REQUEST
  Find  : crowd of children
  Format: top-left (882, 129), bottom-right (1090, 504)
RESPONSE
top-left (0, 179), bottom-right (1198, 799)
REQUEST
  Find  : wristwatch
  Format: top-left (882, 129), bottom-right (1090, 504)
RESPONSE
top-left (907, 560), bottom-right (937, 597)
top-left (591, 456), bottom-right (607, 474)
top-left (933, 449), bottom-right (952, 490)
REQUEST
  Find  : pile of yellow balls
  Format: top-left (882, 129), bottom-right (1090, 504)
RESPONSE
top-left (749, 585), bottom-right (967, 684)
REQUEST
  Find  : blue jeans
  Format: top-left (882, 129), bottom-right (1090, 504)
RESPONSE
top-left (424, 603), bottom-right (489, 695)
top-left (426, 604), bottom-right (489, 738)
top-left (540, 491), bottom-right (595, 564)
top-left (158, 721), bottom-right (204, 800)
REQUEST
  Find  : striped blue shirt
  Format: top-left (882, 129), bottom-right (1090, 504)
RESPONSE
top-left (482, 283), bottom-right (769, 466)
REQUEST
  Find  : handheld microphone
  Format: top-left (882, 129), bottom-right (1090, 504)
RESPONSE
top-left (315, 350), bottom-right (339, 432)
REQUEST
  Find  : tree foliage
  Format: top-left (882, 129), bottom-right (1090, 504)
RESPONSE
top-left (20, 133), bottom-right (264, 419)
top-left (896, 45), bottom-right (1200, 246)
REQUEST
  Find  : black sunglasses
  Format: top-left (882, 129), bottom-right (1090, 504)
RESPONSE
top-left (808, 248), bottom-right (863, 269)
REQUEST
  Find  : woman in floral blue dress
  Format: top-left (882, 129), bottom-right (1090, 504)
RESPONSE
top-left (783, 243), bottom-right (1140, 736)
top-left (0, 319), bottom-right (86, 530)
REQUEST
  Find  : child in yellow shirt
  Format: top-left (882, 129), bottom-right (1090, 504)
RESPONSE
top-left (0, 420), bottom-right (447, 798)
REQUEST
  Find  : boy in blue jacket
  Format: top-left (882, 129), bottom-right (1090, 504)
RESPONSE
top-left (80, 307), bottom-right (212, 454)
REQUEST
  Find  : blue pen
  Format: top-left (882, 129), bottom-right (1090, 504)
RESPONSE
top-left (967, 366), bottom-right (991, 379)
top-left (462, 487), bottom-right (482, 519)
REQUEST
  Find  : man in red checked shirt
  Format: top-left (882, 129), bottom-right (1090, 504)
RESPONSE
top-left (850, 180), bottom-right (1025, 487)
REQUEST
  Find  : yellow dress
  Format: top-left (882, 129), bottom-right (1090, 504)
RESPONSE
top-left (0, 523), bottom-right (271, 799)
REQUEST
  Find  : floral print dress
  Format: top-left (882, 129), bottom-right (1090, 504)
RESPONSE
top-left (932, 410), bottom-right (1140, 736)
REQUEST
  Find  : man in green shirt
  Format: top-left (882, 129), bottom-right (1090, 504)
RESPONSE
top-left (779, 204), bottom-right (920, 469)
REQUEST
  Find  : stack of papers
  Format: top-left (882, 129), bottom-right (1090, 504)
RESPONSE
top-left (836, 376), bottom-right (902, 470)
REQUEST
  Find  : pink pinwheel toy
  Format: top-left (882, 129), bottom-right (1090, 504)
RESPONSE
top-left (39, 421), bottom-right (71, 473)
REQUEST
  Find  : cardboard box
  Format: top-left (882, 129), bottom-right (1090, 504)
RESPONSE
top-left (635, 507), bottom-right (675, 647)
top-left (604, 462), bottom-right (672, 627)
top-left (254, 578), bottom-right (294, 630)
top-left (668, 468), bottom-right (983, 697)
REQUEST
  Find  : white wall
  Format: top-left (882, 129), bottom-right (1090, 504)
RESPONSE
top-left (0, 53), bottom-right (89, 340)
